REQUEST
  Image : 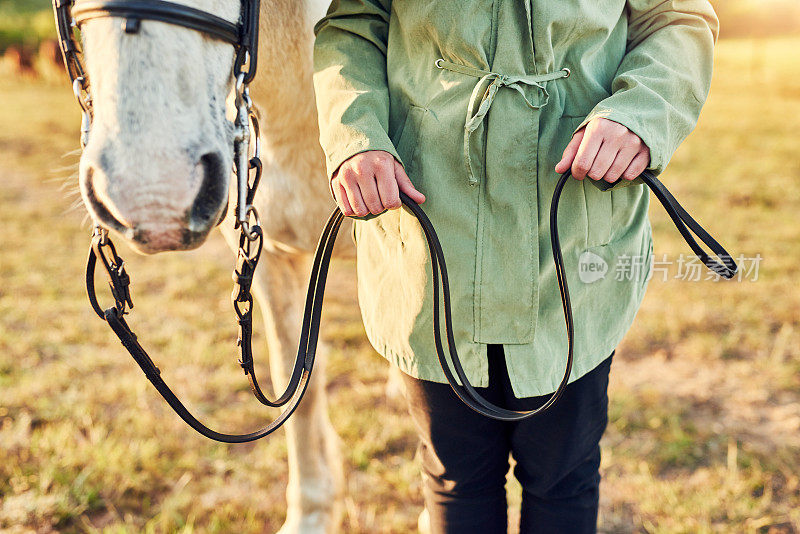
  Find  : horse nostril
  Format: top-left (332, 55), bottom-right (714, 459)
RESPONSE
top-left (83, 166), bottom-right (130, 233)
top-left (190, 152), bottom-right (228, 230)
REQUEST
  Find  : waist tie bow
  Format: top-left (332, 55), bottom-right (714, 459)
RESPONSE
top-left (434, 58), bottom-right (571, 186)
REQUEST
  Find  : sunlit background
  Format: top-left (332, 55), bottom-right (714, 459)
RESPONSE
top-left (1, 0), bottom-right (799, 532)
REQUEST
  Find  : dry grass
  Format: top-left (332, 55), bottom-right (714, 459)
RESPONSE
top-left (1, 37), bottom-right (799, 533)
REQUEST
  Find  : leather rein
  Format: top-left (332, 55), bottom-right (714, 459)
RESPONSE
top-left (55, 0), bottom-right (739, 442)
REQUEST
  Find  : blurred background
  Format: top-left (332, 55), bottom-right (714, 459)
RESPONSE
top-left (1, 0), bottom-right (798, 532)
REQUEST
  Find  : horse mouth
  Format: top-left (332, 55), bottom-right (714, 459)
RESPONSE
top-left (81, 152), bottom-right (229, 254)
top-left (83, 176), bottom-right (215, 255)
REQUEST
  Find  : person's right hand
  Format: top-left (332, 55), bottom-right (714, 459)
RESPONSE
top-left (331, 150), bottom-right (426, 217)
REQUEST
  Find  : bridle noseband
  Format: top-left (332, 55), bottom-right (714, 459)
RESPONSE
top-left (55, 0), bottom-right (740, 443)
top-left (71, 1), bottom-right (245, 45)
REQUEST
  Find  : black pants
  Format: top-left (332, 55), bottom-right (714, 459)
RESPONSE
top-left (400, 344), bottom-right (613, 534)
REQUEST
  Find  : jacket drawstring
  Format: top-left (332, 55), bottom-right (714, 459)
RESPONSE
top-left (434, 58), bottom-right (570, 186)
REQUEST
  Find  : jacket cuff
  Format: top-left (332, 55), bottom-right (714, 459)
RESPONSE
top-left (572, 106), bottom-right (664, 177)
top-left (324, 136), bottom-right (404, 182)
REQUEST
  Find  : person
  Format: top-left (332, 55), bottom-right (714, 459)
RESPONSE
top-left (312, 1), bottom-right (718, 532)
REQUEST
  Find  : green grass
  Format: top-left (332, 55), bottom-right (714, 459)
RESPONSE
top-left (1, 37), bottom-right (799, 533)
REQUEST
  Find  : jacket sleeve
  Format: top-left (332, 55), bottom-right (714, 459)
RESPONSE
top-left (312, 0), bottom-right (401, 186)
top-left (572, 0), bottom-right (719, 177)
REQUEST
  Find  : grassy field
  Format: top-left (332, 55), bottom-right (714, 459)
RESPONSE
top-left (1, 37), bottom-right (799, 533)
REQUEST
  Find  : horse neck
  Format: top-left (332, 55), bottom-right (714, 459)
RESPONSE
top-left (249, 0), bottom-right (325, 179)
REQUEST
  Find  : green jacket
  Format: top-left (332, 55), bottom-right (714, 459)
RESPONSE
top-left (312, 0), bottom-right (718, 396)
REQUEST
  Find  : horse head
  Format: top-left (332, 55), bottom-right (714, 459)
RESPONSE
top-left (76, 0), bottom-right (244, 254)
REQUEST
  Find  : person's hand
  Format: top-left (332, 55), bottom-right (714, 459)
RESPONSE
top-left (555, 117), bottom-right (650, 183)
top-left (331, 150), bottom-right (425, 217)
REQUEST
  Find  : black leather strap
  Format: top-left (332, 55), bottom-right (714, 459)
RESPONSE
top-left (87, 207), bottom-right (343, 442)
top-left (397, 190), bottom-right (573, 420)
top-left (71, 0), bottom-right (241, 44)
top-left (639, 171), bottom-right (737, 277)
top-left (87, 169), bottom-right (738, 440)
top-left (419, 169), bottom-right (738, 420)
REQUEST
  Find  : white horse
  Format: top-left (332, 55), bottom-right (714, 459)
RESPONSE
top-left (77, 0), bottom-right (351, 531)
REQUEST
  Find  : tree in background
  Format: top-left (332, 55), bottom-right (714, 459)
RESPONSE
top-left (0, 0), bottom-right (53, 53)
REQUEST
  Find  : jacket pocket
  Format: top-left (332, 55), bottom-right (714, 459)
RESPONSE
top-left (393, 104), bottom-right (428, 178)
top-left (562, 115), bottom-right (613, 248)
top-left (582, 175), bottom-right (613, 247)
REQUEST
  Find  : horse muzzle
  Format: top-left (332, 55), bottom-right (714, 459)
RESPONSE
top-left (80, 149), bottom-right (229, 254)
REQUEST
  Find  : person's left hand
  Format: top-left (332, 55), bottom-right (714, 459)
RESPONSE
top-left (555, 117), bottom-right (650, 183)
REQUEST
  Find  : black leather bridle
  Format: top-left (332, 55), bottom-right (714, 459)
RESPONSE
top-left (53, 0), bottom-right (312, 444)
top-left (54, 0), bottom-right (258, 83)
top-left (55, 0), bottom-right (739, 441)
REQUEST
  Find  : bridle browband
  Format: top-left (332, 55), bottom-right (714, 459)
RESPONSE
top-left (73, 1), bottom-right (240, 44)
top-left (55, 0), bottom-right (258, 81)
top-left (55, 0), bottom-right (739, 442)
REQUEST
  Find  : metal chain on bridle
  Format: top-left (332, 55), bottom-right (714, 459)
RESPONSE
top-left (54, 0), bottom-right (740, 443)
